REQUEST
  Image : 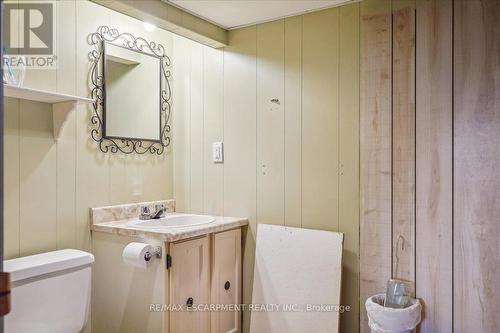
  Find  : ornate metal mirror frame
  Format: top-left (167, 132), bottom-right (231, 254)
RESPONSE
top-left (89, 26), bottom-right (171, 154)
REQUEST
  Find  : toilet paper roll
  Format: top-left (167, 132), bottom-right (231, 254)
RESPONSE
top-left (122, 242), bottom-right (154, 269)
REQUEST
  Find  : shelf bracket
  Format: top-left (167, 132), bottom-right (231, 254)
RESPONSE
top-left (52, 101), bottom-right (77, 141)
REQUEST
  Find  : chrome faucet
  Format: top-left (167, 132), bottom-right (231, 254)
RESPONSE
top-left (151, 204), bottom-right (167, 219)
top-left (139, 204), bottom-right (167, 220)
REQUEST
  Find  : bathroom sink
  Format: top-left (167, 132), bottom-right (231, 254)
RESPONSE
top-left (127, 213), bottom-right (215, 228)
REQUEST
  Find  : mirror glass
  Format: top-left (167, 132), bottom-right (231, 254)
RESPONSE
top-left (104, 42), bottom-right (160, 141)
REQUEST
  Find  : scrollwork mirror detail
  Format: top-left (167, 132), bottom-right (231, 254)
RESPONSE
top-left (89, 26), bottom-right (171, 154)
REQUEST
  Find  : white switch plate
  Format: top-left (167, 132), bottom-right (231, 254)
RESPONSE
top-left (212, 142), bottom-right (223, 163)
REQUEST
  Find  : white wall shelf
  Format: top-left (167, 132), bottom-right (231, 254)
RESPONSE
top-left (4, 84), bottom-right (93, 104)
top-left (4, 84), bottom-right (94, 140)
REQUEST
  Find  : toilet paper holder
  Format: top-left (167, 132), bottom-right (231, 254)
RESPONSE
top-left (144, 246), bottom-right (162, 261)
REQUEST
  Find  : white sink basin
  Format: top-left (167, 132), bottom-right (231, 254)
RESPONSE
top-left (127, 213), bottom-right (215, 228)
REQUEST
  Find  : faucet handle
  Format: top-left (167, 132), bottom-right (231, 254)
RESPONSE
top-left (155, 204), bottom-right (166, 212)
top-left (139, 206), bottom-right (151, 220)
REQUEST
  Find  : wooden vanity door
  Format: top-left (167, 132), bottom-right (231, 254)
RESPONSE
top-left (211, 229), bottom-right (241, 333)
top-left (169, 236), bottom-right (210, 333)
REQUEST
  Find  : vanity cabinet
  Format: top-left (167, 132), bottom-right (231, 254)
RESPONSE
top-left (91, 201), bottom-right (248, 333)
top-left (211, 228), bottom-right (241, 333)
top-left (167, 228), bottom-right (242, 333)
top-left (169, 236), bottom-right (211, 333)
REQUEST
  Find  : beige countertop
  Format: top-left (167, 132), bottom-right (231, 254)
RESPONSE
top-left (91, 215), bottom-right (248, 242)
top-left (90, 200), bottom-right (247, 242)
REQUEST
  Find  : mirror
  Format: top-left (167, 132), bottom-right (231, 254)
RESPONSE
top-left (89, 26), bottom-right (171, 154)
top-left (105, 43), bottom-right (160, 141)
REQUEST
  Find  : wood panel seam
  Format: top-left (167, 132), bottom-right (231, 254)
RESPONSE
top-left (451, 0), bottom-right (455, 330)
top-left (282, 18), bottom-right (286, 227)
top-left (390, 1), bottom-right (394, 280)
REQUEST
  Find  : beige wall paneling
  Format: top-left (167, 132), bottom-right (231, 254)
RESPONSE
top-left (223, 27), bottom-right (257, 333)
top-left (123, 154), bottom-right (172, 205)
top-left (55, 0), bottom-right (77, 249)
top-left (283, 16), bottom-right (302, 229)
top-left (19, 100), bottom-right (57, 256)
top-left (4, 97), bottom-right (20, 259)
top-left (107, 154), bottom-right (128, 205)
top-left (257, 20), bottom-right (285, 227)
top-left (75, 0), bottom-right (112, 252)
top-left (123, 158), bottom-right (141, 202)
top-left (415, 1), bottom-right (453, 332)
top-left (3, 1), bottom-right (20, 260)
top-left (92, 233), bottom-right (165, 333)
top-left (360, 1), bottom-right (392, 331)
top-left (139, 157), bottom-right (173, 205)
top-left (391, 0), bottom-right (415, 290)
top-left (454, 0), bottom-right (500, 332)
top-left (339, 3), bottom-right (360, 333)
top-left (189, 43), bottom-right (205, 213)
top-left (203, 46), bottom-right (224, 216)
top-left (16, 0), bottom-right (57, 256)
top-left (173, 36), bottom-right (192, 212)
top-left (302, 8), bottom-right (340, 232)
top-left (144, 155), bottom-right (174, 203)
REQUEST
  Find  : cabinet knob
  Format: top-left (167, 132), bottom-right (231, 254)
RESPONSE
top-left (186, 297), bottom-right (194, 308)
top-left (224, 281), bottom-right (231, 290)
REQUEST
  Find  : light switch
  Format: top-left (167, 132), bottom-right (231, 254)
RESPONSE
top-left (212, 142), bottom-right (223, 163)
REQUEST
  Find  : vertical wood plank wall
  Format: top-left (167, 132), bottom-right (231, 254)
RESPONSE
top-left (173, 4), bottom-right (361, 332)
top-left (361, 0), bottom-right (500, 332)
top-left (359, 2), bottom-right (392, 331)
top-left (415, 0), bottom-right (453, 332)
top-left (454, 0), bottom-right (500, 332)
top-left (391, 1), bottom-right (415, 290)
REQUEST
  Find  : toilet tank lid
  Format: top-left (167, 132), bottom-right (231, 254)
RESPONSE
top-left (4, 249), bottom-right (94, 282)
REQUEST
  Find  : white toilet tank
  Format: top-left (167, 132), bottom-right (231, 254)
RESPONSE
top-left (4, 249), bottom-right (94, 333)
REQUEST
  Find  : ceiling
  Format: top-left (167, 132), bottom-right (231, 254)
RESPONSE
top-left (166, 0), bottom-right (354, 30)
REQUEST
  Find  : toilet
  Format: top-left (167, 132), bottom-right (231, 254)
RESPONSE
top-left (4, 249), bottom-right (94, 333)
